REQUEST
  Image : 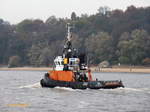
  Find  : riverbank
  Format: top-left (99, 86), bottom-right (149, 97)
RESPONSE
top-left (0, 67), bottom-right (53, 71)
top-left (90, 67), bottom-right (150, 73)
top-left (0, 66), bottom-right (150, 73)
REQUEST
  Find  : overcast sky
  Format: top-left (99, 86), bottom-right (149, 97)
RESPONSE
top-left (0, 0), bottom-right (150, 24)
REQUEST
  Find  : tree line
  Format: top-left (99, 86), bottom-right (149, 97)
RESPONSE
top-left (0, 5), bottom-right (150, 67)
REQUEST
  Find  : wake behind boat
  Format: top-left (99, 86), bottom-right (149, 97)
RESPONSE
top-left (40, 23), bottom-right (124, 89)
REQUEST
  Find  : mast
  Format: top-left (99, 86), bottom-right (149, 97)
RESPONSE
top-left (63, 23), bottom-right (73, 58)
top-left (67, 23), bottom-right (72, 42)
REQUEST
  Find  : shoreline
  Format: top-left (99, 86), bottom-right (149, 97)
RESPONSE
top-left (90, 67), bottom-right (150, 73)
top-left (0, 67), bottom-right (53, 71)
top-left (0, 67), bottom-right (150, 73)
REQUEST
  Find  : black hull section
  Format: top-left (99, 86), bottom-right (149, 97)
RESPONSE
top-left (40, 74), bottom-right (124, 89)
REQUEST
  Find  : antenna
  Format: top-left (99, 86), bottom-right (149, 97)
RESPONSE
top-left (63, 23), bottom-right (73, 58)
top-left (67, 23), bottom-right (72, 41)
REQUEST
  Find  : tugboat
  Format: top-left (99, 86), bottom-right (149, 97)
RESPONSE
top-left (40, 23), bottom-right (124, 89)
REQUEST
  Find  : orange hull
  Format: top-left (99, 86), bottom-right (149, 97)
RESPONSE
top-left (48, 71), bottom-right (75, 82)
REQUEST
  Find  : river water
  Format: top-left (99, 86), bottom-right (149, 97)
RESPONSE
top-left (0, 71), bottom-right (150, 112)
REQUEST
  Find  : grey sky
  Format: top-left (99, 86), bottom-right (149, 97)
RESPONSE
top-left (0, 0), bottom-right (149, 24)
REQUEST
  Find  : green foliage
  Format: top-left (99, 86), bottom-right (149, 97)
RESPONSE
top-left (118, 29), bottom-right (150, 65)
top-left (0, 6), bottom-right (150, 66)
top-left (28, 41), bottom-right (62, 67)
top-left (85, 32), bottom-right (113, 64)
top-left (119, 56), bottom-right (130, 64)
top-left (71, 12), bottom-right (77, 21)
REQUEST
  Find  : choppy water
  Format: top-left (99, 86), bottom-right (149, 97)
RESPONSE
top-left (0, 71), bottom-right (150, 112)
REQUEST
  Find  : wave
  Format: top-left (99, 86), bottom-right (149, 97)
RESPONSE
top-left (54, 87), bottom-right (77, 91)
top-left (19, 83), bottom-right (78, 91)
top-left (118, 87), bottom-right (143, 91)
top-left (19, 82), bottom-right (41, 89)
top-left (109, 87), bottom-right (150, 94)
top-left (19, 83), bottom-right (150, 94)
